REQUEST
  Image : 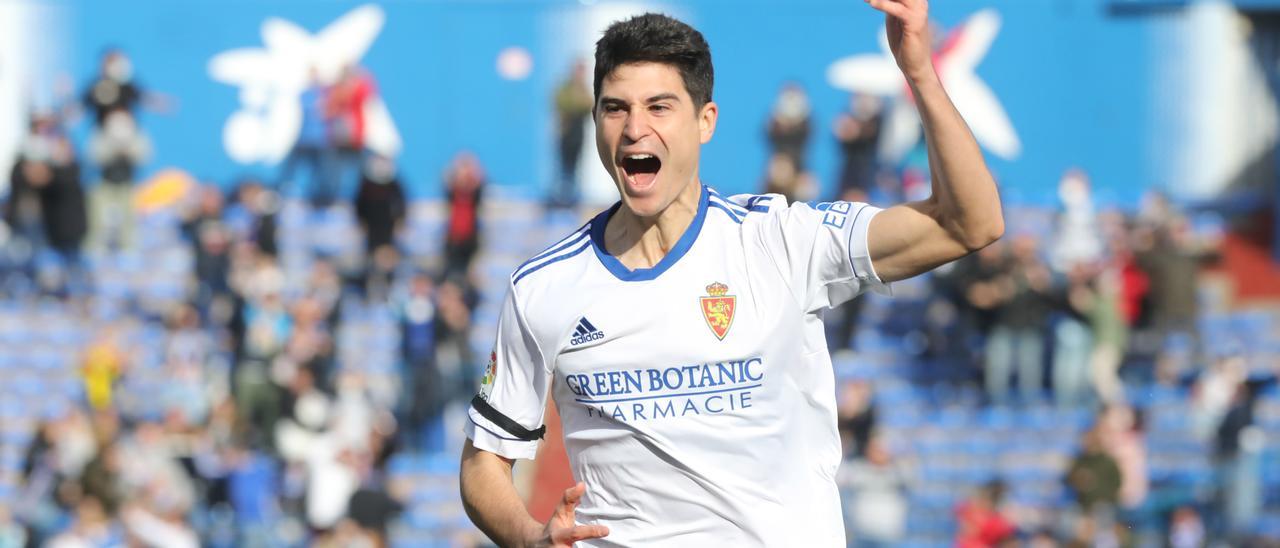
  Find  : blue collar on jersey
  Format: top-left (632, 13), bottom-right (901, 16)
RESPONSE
top-left (589, 184), bottom-right (709, 282)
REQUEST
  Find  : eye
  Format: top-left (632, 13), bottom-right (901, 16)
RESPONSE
top-left (649, 104), bottom-right (671, 114)
top-left (602, 103), bottom-right (625, 115)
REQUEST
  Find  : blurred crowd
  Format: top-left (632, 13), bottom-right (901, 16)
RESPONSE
top-left (755, 83), bottom-right (1279, 546)
top-left (2, 50), bottom-right (1278, 548)
top-left (1, 49), bottom-right (492, 547)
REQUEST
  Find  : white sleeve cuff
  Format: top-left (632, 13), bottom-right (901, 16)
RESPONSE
top-left (847, 204), bottom-right (892, 297)
top-left (465, 406), bottom-right (541, 461)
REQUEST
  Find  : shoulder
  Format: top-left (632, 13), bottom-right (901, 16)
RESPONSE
top-left (704, 188), bottom-right (784, 225)
top-left (508, 219), bottom-right (596, 289)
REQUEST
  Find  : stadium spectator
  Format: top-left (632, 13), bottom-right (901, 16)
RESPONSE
top-left (1084, 262), bottom-right (1128, 406)
top-left (434, 277), bottom-right (476, 407)
top-left (224, 444), bottom-right (279, 546)
top-left (837, 434), bottom-right (912, 547)
top-left (1052, 261), bottom-right (1097, 407)
top-left (1098, 405), bottom-right (1148, 510)
top-left (760, 152), bottom-right (816, 204)
top-left (6, 115), bottom-right (89, 298)
top-left (552, 59), bottom-right (593, 208)
top-left (442, 152), bottom-right (485, 278)
top-left (836, 379), bottom-right (877, 459)
top-left (343, 489), bottom-right (403, 547)
top-left (181, 185), bottom-right (233, 319)
top-left (765, 81), bottom-right (812, 172)
top-left (1049, 169), bottom-right (1104, 273)
top-left (935, 237), bottom-right (1003, 381)
top-left (1167, 505), bottom-right (1205, 548)
top-left (119, 502), bottom-right (199, 548)
top-left (396, 272), bottom-right (445, 450)
top-left (224, 178), bottom-right (279, 257)
top-left (328, 65), bottom-right (374, 154)
top-left (1103, 214), bottom-right (1149, 330)
top-left (81, 330), bottom-right (127, 412)
top-left (45, 495), bottom-right (120, 548)
top-left (1211, 363), bottom-right (1274, 539)
top-left (364, 241), bottom-right (402, 304)
top-left (4, 113), bottom-right (60, 285)
top-left (826, 287), bottom-right (868, 354)
top-left (80, 49), bottom-right (171, 128)
top-left (278, 67), bottom-right (337, 205)
top-left (164, 303), bottom-right (213, 371)
top-left (354, 153), bottom-right (407, 294)
top-left (87, 109), bottom-right (150, 252)
top-left (284, 295), bottom-right (338, 392)
top-left (159, 305), bottom-right (216, 425)
top-left (984, 234), bottom-right (1053, 404)
top-left (834, 93), bottom-right (883, 203)
top-left (230, 258), bottom-right (290, 444)
top-left (1055, 257), bottom-right (1128, 407)
top-left (326, 64), bottom-right (377, 204)
top-left (1064, 425), bottom-right (1123, 544)
top-left (305, 258), bottom-right (344, 334)
top-left (1065, 426), bottom-right (1122, 511)
top-left (955, 480), bottom-right (1016, 548)
top-left (1136, 211), bottom-right (1218, 356)
top-left (1191, 354), bottom-right (1246, 440)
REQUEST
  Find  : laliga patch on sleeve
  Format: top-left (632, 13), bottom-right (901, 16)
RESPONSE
top-left (479, 349), bottom-right (497, 400)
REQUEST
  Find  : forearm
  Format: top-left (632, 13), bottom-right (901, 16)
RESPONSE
top-left (911, 73), bottom-right (1004, 249)
top-left (460, 440), bottom-right (541, 547)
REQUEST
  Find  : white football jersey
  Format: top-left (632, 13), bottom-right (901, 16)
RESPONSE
top-left (465, 185), bottom-right (889, 546)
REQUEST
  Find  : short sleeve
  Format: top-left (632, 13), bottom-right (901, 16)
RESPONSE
top-left (464, 285), bottom-right (551, 460)
top-left (755, 200), bottom-right (891, 312)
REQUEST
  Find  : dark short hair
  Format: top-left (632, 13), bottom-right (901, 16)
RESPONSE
top-left (594, 13), bottom-right (714, 109)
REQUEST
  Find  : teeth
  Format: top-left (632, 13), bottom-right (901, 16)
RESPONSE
top-left (625, 154), bottom-right (654, 160)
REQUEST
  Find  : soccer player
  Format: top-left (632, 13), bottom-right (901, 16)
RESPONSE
top-left (460, 0), bottom-right (1003, 545)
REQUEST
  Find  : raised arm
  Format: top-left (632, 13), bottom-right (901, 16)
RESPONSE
top-left (863, 0), bottom-right (1004, 283)
top-left (460, 440), bottom-right (609, 547)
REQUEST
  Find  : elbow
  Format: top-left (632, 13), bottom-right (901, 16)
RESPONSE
top-left (961, 217), bottom-right (1004, 252)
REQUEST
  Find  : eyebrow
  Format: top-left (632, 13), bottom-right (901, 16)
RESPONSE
top-left (598, 93), bottom-right (683, 105)
top-left (644, 93), bottom-right (681, 104)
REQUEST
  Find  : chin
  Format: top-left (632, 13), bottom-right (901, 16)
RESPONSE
top-left (621, 194), bottom-right (663, 218)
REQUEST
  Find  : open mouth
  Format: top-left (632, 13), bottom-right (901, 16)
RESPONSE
top-left (620, 153), bottom-right (662, 191)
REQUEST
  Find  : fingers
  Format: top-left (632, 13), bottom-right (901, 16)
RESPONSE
top-left (553, 524), bottom-right (611, 544)
top-left (561, 482), bottom-right (587, 506)
top-left (554, 482), bottom-right (587, 520)
top-left (871, 0), bottom-right (924, 8)
top-left (864, 0), bottom-right (911, 19)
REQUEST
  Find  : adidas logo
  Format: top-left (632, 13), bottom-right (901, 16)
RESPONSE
top-left (569, 317), bottom-right (605, 346)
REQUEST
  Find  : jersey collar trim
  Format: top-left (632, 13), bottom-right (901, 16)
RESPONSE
top-left (588, 185), bottom-right (709, 282)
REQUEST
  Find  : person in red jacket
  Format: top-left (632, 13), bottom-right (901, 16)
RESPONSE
top-left (955, 480), bottom-right (1017, 548)
top-left (325, 64), bottom-right (376, 205)
top-left (443, 152), bottom-right (485, 278)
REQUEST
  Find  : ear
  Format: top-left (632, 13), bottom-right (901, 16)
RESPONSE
top-left (698, 101), bottom-right (718, 144)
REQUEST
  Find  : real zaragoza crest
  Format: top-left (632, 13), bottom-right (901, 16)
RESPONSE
top-left (700, 282), bottom-right (736, 341)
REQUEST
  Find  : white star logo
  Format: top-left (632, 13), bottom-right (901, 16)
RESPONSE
top-left (207, 4), bottom-right (401, 164)
top-left (827, 9), bottom-right (1020, 162)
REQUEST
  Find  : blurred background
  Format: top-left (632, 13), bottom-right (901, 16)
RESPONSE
top-left (0, 0), bottom-right (1277, 546)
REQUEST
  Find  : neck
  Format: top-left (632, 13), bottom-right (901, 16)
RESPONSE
top-left (604, 181), bottom-right (702, 270)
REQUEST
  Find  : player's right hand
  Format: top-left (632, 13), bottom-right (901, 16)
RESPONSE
top-left (530, 482), bottom-right (610, 547)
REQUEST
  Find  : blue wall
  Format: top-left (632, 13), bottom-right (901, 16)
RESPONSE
top-left (61, 0), bottom-right (1157, 206)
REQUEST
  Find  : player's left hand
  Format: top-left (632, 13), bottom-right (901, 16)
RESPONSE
top-left (865, 0), bottom-right (934, 82)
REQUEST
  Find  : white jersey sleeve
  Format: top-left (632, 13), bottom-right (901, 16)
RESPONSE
top-left (752, 197), bottom-right (890, 312)
top-left (464, 283), bottom-right (551, 460)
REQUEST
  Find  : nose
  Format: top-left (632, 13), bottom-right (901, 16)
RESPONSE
top-left (622, 109), bottom-right (650, 143)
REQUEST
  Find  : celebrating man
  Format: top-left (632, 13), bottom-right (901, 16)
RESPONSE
top-left (461, 1), bottom-right (1003, 545)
